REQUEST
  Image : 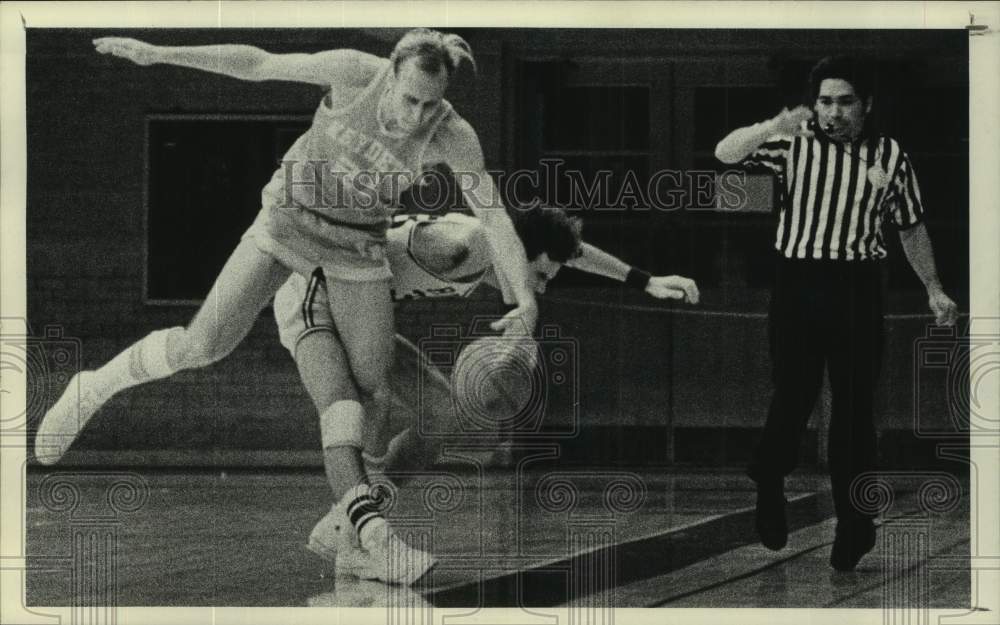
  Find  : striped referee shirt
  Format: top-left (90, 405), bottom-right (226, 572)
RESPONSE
top-left (742, 134), bottom-right (924, 261)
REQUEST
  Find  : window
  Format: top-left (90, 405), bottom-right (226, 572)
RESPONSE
top-left (145, 116), bottom-right (471, 304)
top-left (692, 86), bottom-right (782, 213)
top-left (145, 116), bottom-right (311, 303)
top-left (513, 60), bottom-right (671, 218)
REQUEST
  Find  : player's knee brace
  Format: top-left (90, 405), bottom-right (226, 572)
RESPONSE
top-left (130, 327), bottom-right (180, 378)
top-left (320, 400), bottom-right (366, 450)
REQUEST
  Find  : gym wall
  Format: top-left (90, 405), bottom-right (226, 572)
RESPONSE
top-left (24, 28), bottom-right (969, 468)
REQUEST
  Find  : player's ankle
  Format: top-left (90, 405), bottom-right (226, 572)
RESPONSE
top-left (357, 517), bottom-right (387, 550)
top-left (340, 484), bottom-right (387, 549)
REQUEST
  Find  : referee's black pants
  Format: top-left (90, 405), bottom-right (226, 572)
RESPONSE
top-left (748, 256), bottom-right (883, 523)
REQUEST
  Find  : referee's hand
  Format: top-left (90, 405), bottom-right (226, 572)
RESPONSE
top-left (928, 287), bottom-right (958, 326)
top-left (771, 106), bottom-right (815, 137)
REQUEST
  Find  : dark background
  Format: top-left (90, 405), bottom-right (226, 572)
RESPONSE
top-left (25, 28), bottom-right (969, 468)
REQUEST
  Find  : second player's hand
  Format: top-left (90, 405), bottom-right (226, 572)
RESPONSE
top-left (93, 37), bottom-right (159, 66)
top-left (646, 276), bottom-right (700, 304)
top-left (491, 299), bottom-right (539, 337)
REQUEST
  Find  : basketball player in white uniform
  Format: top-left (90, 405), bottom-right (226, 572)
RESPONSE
top-left (36, 30), bottom-right (539, 585)
top-left (273, 206), bottom-right (699, 576)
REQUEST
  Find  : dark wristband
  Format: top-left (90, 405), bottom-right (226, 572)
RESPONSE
top-left (625, 267), bottom-right (651, 290)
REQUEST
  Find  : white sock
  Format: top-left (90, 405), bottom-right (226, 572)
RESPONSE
top-left (341, 483), bottom-right (387, 548)
top-left (90, 328), bottom-right (178, 396)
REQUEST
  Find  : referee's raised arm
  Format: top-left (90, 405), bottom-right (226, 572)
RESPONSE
top-left (714, 106), bottom-right (813, 164)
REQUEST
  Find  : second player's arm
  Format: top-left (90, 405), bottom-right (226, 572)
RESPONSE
top-left (569, 243), bottom-right (700, 304)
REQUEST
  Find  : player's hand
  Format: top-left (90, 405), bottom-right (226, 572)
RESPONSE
top-left (646, 275), bottom-right (700, 304)
top-left (499, 336), bottom-right (540, 372)
top-left (93, 37), bottom-right (160, 66)
top-left (491, 298), bottom-right (538, 337)
top-left (928, 287), bottom-right (958, 326)
top-left (770, 106), bottom-right (814, 137)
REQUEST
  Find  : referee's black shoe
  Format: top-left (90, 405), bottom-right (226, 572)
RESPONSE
top-left (830, 518), bottom-right (877, 572)
top-left (754, 479), bottom-right (788, 551)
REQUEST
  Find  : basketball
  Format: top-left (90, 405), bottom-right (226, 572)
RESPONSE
top-left (450, 336), bottom-right (541, 433)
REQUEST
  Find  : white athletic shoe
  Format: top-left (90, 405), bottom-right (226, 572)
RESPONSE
top-left (307, 505), bottom-right (436, 586)
top-left (307, 503), bottom-right (359, 564)
top-left (346, 522), bottom-right (437, 586)
top-left (34, 371), bottom-right (109, 465)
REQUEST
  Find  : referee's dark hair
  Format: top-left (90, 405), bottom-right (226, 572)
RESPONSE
top-left (807, 55), bottom-right (875, 104)
top-left (807, 55), bottom-right (879, 140)
top-left (508, 205), bottom-right (583, 263)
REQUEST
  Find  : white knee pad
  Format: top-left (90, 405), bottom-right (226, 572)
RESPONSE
top-left (132, 327), bottom-right (180, 379)
top-left (320, 400), bottom-right (366, 449)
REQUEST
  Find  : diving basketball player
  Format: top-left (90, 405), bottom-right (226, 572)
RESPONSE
top-left (35, 29), bottom-right (538, 585)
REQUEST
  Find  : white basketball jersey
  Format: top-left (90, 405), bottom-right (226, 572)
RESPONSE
top-left (388, 213), bottom-right (490, 302)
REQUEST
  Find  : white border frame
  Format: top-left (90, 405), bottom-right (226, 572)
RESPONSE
top-left (2, 3), bottom-right (997, 625)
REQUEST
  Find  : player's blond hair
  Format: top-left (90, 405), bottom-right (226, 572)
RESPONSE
top-left (390, 28), bottom-right (477, 77)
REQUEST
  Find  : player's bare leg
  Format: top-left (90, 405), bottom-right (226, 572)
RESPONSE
top-left (293, 330), bottom-right (383, 499)
top-left (294, 329), bottom-right (371, 567)
top-left (315, 277), bottom-right (394, 500)
top-left (298, 331), bottom-right (451, 488)
top-left (363, 336), bottom-right (452, 481)
top-left (303, 277), bottom-right (434, 585)
top-left (35, 239), bottom-right (290, 464)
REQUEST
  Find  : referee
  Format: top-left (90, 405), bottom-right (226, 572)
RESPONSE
top-left (715, 56), bottom-right (958, 571)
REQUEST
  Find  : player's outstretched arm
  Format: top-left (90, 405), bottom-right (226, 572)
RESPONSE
top-left (714, 106), bottom-right (814, 164)
top-left (442, 120), bottom-right (538, 337)
top-left (92, 37), bottom-right (374, 86)
top-left (568, 243), bottom-right (700, 304)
